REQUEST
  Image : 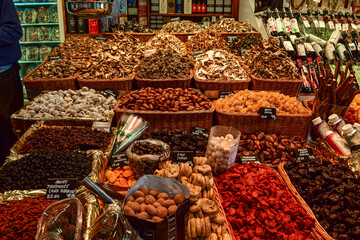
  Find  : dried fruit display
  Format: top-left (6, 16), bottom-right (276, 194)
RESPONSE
top-left (0, 151), bottom-right (92, 192)
top-left (195, 50), bottom-right (247, 81)
top-left (17, 87), bottom-right (117, 118)
top-left (159, 20), bottom-right (203, 33)
top-left (145, 33), bottom-right (186, 55)
top-left (208, 18), bottom-right (257, 33)
top-left (227, 34), bottom-right (262, 56)
top-left (136, 50), bottom-right (193, 79)
top-left (216, 163), bottom-right (316, 240)
top-left (285, 158), bottom-right (360, 240)
top-left (108, 22), bottom-right (153, 33)
top-left (50, 36), bottom-right (101, 58)
top-left (117, 87), bottom-right (212, 111)
top-left (18, 126), bottom-right (112, 154)
top-left (27, 58), bottom-right (87, 80)
top-left (242, 38), bottom-right (300, 80)
top-left (215, 90), bottom-right (309, 114)
top-left (344, 107), bottom-right (358, 124)
top-left (185, 30), bottom-right (230, 53)
top-left (104, 166), bottom-right (137, 191)
top-left (238, 132), bottom-right (310, 165)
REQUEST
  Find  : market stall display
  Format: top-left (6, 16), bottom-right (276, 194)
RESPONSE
top-left (227, 34), bottom-right (262, 56)
top-left (159, 20), bottom-right (203, 34)
top-left (144, 33), bottom-right (186, 55)
top-left (50, 36), bottom-right (101, 58)
top-left (185, 30), bottom-right (230, 54)
top-left (208, 18), bottom-right (258, 33)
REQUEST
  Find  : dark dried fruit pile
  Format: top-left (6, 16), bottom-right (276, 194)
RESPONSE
top-left (136, 50), bottom-right (193, 79)
top-left (238, 132), bottom-right (310, 165)
top-left (285, 158), bottom-right (360, 240)
top-left (141, 129), bottom-right (207, 156)
top-left (131, 141), bottom-right (165, 155)
top-left (216, 163), bottom-right (316, 240)
top-left (242, 38), bottom-right (300, 80)
top-left (19, 126), bottom-right (112, 154)
top-left (108, 22), bottom-right (153, 33)
top-left (0, 151), bottom-right (92, 192)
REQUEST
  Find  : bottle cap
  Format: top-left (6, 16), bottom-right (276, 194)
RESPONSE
top-left (328, 114), bottom-right (339, 123)
top-left (312, 117), bottom-right (323, 125)
top-left (342, 124), bottom-right (354, 136)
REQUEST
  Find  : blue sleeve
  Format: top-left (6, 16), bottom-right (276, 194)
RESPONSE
top-left (0, 0), bottom-right (23, 47)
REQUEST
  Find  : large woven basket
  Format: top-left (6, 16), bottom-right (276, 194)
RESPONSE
top-left (135, 72), bottom-right (193, 89)
top-left (214, 102), bottom-right (312, 137)
top-left (22, 59), bottom-right (78, 91)
top-left (194, 74), bottom-right (250, 91)
top-left (114, 103), bottom-right (215, 133)
top-left (250, 74), bottom-right (304, 97)
top-left (78, 72), bottom-right (135, 91)
top-left (278, 162), bottom-right (335, 240)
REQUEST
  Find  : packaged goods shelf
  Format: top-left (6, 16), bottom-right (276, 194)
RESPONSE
top-left (21, 23), bottom-right (59, 26)
top-left (149, 13), bottom-right (232, 17)
top-left (20, 41), bottom-right (61, 44)
top-left (14, 2), bottom-right (57, 6)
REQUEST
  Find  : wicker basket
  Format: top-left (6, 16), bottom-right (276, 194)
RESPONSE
top-left (250, 74), bottom-right (304, 97)
top-left (214, 102), bottom-right (312, 137)
top-left (129, 33), bottom-right (155, 42)
top-left (278, 162), bottom-right (335, 240)
top-left (194, 74), bottom-right (250, 91)
top-left (114, 103), bottom-right (215, 133)
top-left (78, 72), bottom-right (135, 91)
top-left (135, 71), bottom-right (193, 89)
top-left (22, 59), bottom-right (78, 91)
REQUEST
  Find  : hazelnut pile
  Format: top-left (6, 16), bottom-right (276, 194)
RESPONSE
top-left (123, 186), bottom-right (186, 222)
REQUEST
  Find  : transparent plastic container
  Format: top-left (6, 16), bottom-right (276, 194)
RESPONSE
top-left (39, 46), bottom-right (52, 61)
top-left (27, 27), bottom-right (40, 42)
top-left (52, 27), bottom-right (60, 41)
top-left (40, 27), bottom-right (52, 41)
top-left (23, 8), bottom-right (38, 23)
top-left (205, 125), bottom-right (241, 174)
top-left (36, 197), bottom-right (86, 240)
top-left (38, 7), bottom-right (51, 23)
top-left (26, 46), bottom-right (39, 61)
top-left (50, 9), bottom-right (59, 23)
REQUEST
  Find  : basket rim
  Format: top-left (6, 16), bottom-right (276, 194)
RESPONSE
top-left (135, 70), bottom-right (193, 82)
top-left (194, 73), bottom-right (251, 84)
top-left (78, 71), bottom-right (136, 82)
top-left (250, 73), bottom-right (304, 84)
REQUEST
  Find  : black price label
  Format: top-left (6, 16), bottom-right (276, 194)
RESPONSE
top-left (193, 51), bottom-right (205, 59)
top-left (46, 178), bottom-right (77, 200)
top-left (240, 155), bottom-right (261, 165)
top-left (171, 151), bottom-right (194, 167)
top-left (294, 148), bottom-right (315, 161)
top-left (111, 152), bottom-right (129, 167)
top-left (95, 36), bottom-right (107, 43)
top-left (191, 127), bottom-right (209, 138)
top-left (219, 91), bottom-right (234, 98)
top-left (92, 121), bottom-right (111, 132)
top-left (101, 89), bottom-right (117, 98)
top-left (241, 49), bottom-right (249, 56)
top-left (49, 55), bottom-right (61, 60)
top-left (259, 107), bottom-right (277, 120)
top-left (227, 36), bottom-right (238, 43)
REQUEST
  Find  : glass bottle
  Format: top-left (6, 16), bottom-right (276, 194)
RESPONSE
top-left (332, 13), bottom-right (342, 32)
top-left (339, 12), bottom-right (349, 32)
top-left (308, 10), bottom-right (319, 35)
top-left (298, 11), bottom-right (312, 35)
top-left (317, 10), bottom-right (326, 39)
top-left (274, 8), bottom-right (285, 36)
top-left (289, 8), bottom-right (301, 36)
top-left (280, 36), bottom-right (296, 58)
top-left (324, 9), bottom-right (335, 38)
top-left (297, 59), bottom-right (312, 93)
top-left (283, 8), bottom-right (292, 35)
top-left (266, 9), bottom-right (278, 36)
top-left (342, 124), bottom-right (360, 173)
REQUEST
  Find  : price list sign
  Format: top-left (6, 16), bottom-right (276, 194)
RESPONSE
top-left (46, 178), bottom-right (77, 200)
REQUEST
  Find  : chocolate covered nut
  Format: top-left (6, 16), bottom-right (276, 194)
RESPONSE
top-left (140, 203), bottom-right (147, 212)
top-left (128, 202), bottom-right (140, 213)
top-left (162, 199), bottom-right (175, 208)
top-left (135, 197), bottom-right (145, 204)
top-left (133, 190), bottom-right (145, 199)
top-left (126, 196), bottom-right (135, 202)
top-left (149, 189), bottom-right (159, 198)
top-left (152, 216), bottom-right (164, 223)
top-left (174, 194), bottom-right (186, 205)
top-left (168, 205), bottom-right (178, 215)
top-left (145, 195), bottom-right (156, 205)
top-left (139, 186), bottom-right (149, 195)
top-left (146, 205), bottom-right (157, 216)
top-left (137, 212), bottom-right (149, 220)
top-left (157, 207), bottom-right (168, 218)
top-left (153, 202), bottom-right (162, 208)
top-left (124, 206), bottom-right (135, 216)
top-left (157, 193), bottom-right (169, 200)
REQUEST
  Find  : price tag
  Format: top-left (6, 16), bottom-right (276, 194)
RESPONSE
top-left (46, 178), bottom-right (77, 200)
top-left (95, 36), bottom-right (107, 43)
top-left (342, 24), bottom-right (349, 31)
top-left (193, 51), bottom-right (205, 59)
top-left (171, 151), bottom-right (194, 167)
top-left (171, 17), bottom-right (181, 23)
top-left (111, 152), bottom-right (129, 167)
top-left (335, 23), bottom-right (342, 31)
top-left (240, 155), bottom-right (261, 165)
top-left (294, 148), bottom-right (315, 161)
top-left (49, 55), bottom-right (61, 60)
top-left (191, 127), bottom-right (209, 138)
top-left (259, 107), bottom-right (276, 120)
top-left (92, 121), bottom-right (111, 132)
top-left (319, 21), bottom-right (325, 28)
top-left (101, 89), bottom-right (117, 98)
top-left (240, 49), bottom-right (249, 56)
top-left (303, 20), bottom-right (310, 28)
top-left (328, 21), bottom-right (335, 29)
top-left (144, 49), bottom-right (157, 57)
top-left (227, 36), bottom-right (238, 43)
top-left (188, 35), bottom-right (194, 40)
top-left (219, 91), bottom-right (234, 98)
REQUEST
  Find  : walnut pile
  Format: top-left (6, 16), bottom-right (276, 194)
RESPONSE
top-left (185, 30), bottom-right (230, 53)
top-left (136, 50), bottom-right (193, 79)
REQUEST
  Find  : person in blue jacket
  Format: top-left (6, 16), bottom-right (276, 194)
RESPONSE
top-left (0, 0), bottom-right (24, 164)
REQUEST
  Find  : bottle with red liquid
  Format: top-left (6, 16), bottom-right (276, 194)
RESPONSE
top-left (192, 0), bottom-right (197, 13)
top-left (307, 57), bottom-right (319, 89)
top-left (196, 0), bottom-right (201, 13)
top-left (297, 59), bottom-right (312, 93)
top-left (201, 0), bottom-right (206, 13)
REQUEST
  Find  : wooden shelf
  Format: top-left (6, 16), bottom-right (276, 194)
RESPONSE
top-left (149, 13), bottom-right (232, 17)
top-left (65, 33), bottom-right (102, 37)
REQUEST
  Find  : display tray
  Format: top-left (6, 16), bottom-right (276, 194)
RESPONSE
top-left (214, 101), bottom-right (312, 138)
top-left (278, 162), bottom-right (335, 240)
top-left (194, 74), bottom-right (251, 91)
top-left (78, 72), bottom-right (136, 91)
top-left (114, 103), bottom-right (215, 133)
top-left (135, 71), bottom-right (193, 89)
top-left (22, 58), bottom-right (79, 91)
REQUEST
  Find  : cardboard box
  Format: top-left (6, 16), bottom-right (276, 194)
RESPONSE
top-left (163, 16), bottom-right (171, 23)
top-left (159, 0), bottom-right (167, 13)
top-left (118, 15), bottom-right (128, 25)
top-left (167, 0), bottom-right (176, 14)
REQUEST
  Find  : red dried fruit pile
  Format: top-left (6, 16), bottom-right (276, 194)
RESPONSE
top-left (0, 196), bottom-right (55, 240)
top-left (216, 163), bottom-right (316, 240)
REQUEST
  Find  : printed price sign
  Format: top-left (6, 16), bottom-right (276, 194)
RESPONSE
top-left (294, 148), bottom-right (315, 161)
top-left (240, 155), bottom-right (261, 165)
top-left (49, 55), bottom-right (61, 60)
top-left (193, 51), bottom-right (205, 59)
top-left (111, 152), bottom-right (129, 167)
top-left (171, 151), bottom-right (194, 167)
top-left (92, 121), bottom-right (111, 132)
top-left (259, 107), bottom-right (276, 120)
top-left (95, 36), bottom-right (107, 43)
top-left (227, 36), bottom-right (238, 43)
top-left (219, 91), bottom-right (234, 98)
top-left (191, 127), bottom-right (209, 138)
top-left (46, 178), bottom-right (77, 199)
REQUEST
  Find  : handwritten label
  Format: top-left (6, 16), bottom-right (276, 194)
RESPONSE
top-left (171, 151), bottom-right (194, 166)
top-left (227, 36), bottom-right (238, 43)
top-left (191, 127), bottom-right (209, 138)
top-left (111, 152), bottom-right (129, 167)
top-left (219, 91), bottom-right (234, 98)
top-left (95, 36), bottom-right (107, 43)
top-left (193, 51), bottom-right (205, 59)
top-left (294, 148), bottom-right (315, 161)
top-left (259, 107), bottom-right (277, 120)
top-left (240, 155), bottom-right (261, 165)
top-left (92, 121), bottom-right (111, 132)
top-left (144, 49), bottom-right (157, 57)
top-left (49, 55), bottom-right (61, 60)
top-left (46, 178), bottom-right (77, 199)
